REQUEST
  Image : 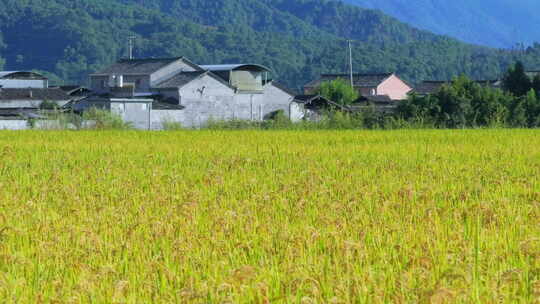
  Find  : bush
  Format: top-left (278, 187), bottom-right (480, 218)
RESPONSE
top-left (82, 108), bottom-right (132, 130)
top-left (162, 119), bottom-right (184, 131)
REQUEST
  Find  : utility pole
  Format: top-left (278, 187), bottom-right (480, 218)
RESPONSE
top-left (128, 36), bottom-right (136, 60)
top-left (348, 40), bottom-right (354, 88)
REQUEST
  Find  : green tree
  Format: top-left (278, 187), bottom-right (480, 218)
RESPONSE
top-left (503, 61), bottom-right (532, 96)
top-left (532, 74), bottom-right (540, 95)
top-left (317, 79), bottom-right (359, 106)
top-left (524, 89), bottom-right (540, 126)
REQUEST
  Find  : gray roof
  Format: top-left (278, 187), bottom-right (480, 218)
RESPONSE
top-left (93, 57), bottom-right (201, 75)
top-left (266, 81), bottom-right (298, 96)
top-left (294, 94), bottom-right (349, 111)
top-left (0, 71), bottom-right (47, 80)
top-left (200, 64), bottom-right (271, 72)
top-left (0, 88), bottom-right (71, 101)
top-left (305, 73), bottom-right (394, 88)
top-left (154, 71), bottom-right (207, 88)
top-left (360, 95), bottom-right (394, 103)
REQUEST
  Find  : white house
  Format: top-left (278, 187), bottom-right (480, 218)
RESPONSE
top-left (87, 57), bottom-right (301, 129)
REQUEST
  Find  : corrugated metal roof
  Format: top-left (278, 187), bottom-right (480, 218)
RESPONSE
top-left (0, 71), bottom-right (20, 78)
top-left (0, 71), bottom-right (47, 79)
top-left (200, 64), bottom-right (271, 72)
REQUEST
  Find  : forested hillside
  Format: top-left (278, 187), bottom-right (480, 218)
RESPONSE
top-left (1, 0), bottom-right (540, 88)
top-left (343, 0), bottom-right (540, 48)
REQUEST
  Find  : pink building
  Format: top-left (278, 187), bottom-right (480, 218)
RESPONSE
top-left (304, 73), bottom-right (413, 101)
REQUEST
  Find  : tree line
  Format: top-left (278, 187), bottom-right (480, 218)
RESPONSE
top-left (397, 62), bottom-right (540, 128)
top-left (2, 0), bottom-right (540, 89)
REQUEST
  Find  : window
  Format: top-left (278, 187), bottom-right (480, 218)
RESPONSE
top-left (101, 80), bottom-right (106, 89)
top-left (136, 79), bottom-right (141, 88)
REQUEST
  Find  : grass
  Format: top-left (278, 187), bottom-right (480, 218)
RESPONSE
top-left (0, 130), bottom-right (539, 303)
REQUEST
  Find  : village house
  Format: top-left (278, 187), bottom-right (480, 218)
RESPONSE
top-left (0, 86), bottom-right (72, 129)
top-left (86, 57), bottom-right (301, 128)
top-left (0, 70), bottom-right (74, 129)
top-left (303, 73), bottom-right (413, 101)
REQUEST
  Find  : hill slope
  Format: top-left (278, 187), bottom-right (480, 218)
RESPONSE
top-left (0, 0), bottom-right (539, 88)
top-left (343, 0), bottom-right (540, 48)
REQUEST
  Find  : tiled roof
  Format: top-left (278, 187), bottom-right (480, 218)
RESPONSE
top-left (359, 95), bottom-right (394, 103)
top-left (294, 95), bottom-right (321, 103)
top-left (94, 57), bottom-right (194, 75)
top-left (154, 71), bottom-right (207, 88)
top-left (305, 73), bottom-right (394, 88)
top-left (0, 88), bottom-right (71, 101)
top-left (294, 94), bottom-right (349, 111)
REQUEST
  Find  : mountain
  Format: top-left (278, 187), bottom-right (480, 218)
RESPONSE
top-left (0, 0), bottom-right (539, 89)
top-left (342, 0), bottom-right (540, 48)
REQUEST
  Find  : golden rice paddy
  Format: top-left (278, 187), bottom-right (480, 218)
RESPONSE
top-left (0, 130), bottom-right (539, 303)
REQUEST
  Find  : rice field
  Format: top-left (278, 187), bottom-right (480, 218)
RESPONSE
top-left (0, 130), bottom-right (539, 303)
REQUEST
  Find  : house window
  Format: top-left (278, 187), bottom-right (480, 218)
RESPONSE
top-left (101, 80), bottom-right (106, 89)
top-left (136, 79), bottom-right (141, 88)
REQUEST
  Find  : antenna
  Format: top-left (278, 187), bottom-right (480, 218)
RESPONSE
top-left (128, 36), bottom-right (136, 60)
top-left (348, 40), bottom-right (354, 88)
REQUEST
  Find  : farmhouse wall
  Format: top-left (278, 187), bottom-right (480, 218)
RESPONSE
top-left (90, 75), bottom-right (109, 94)
top-left (111, 102), bottom-right (151, 130)
top-left (377, 74), bottom-right (412, 100)
top-left (0, 79), bottom-right (46, 89)
top-left (150, 110), bottom-right (185, 130)
top-left (0, 120), bottom-right (28, 130)
top-left (263, 83), bottom-right (295, 119)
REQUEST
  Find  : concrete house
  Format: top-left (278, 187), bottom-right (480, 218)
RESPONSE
top-left (87, 58), bottom-right (300, 129)
top-left (304, 73), bottom-right (413, 101)
top-left (72, 97), bottom-right (154, 130)
top-left (0, 87), bottom-right (72, 129)
top-left (0, 71), bottom-right (49, 89)
top-left (90, 57), bottom-right (203, 94)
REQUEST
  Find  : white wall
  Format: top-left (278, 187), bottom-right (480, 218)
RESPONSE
top-left (151, 110), bottom-right (185, 130)
top-left (0, 79), bottom-right (46, 89)
top-left (0, 120), bottom-right (28, 130)
top-left (263, 83), bottom-right (296, 120)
